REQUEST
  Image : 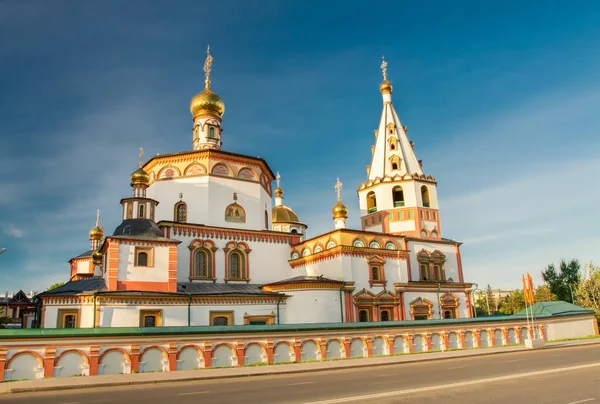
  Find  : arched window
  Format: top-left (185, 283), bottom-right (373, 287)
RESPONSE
top-left (433, 264), bottom-right (444, 281)
top-left (291, 251), bottom-right (300, 260)
top-left (137, 252), bottom-right (148, 267)
top-left (64, 315), bottom-right (76, 328)
top-left (420, 229), bottom-right (428, 237)
top-left (291, 229), bottom-right (299, 234)
top-left (193, 249), bottom-right (211, 278)
top-left (228, 250), bottom-right (245, 279)
top-left (301, 248), bottom-right (310, 257)
top-left (385, 241), bottom-right (396, 250)
top-left (367, 191), bottom-right (377, 213)
top-left (392, 186), bottom-right (404, 207)
top-left (138, 204), bottom-right (145, 218)
top-left (326, 240), bottom-right (336, 249)
top-left (420, 264), bottom-right (429, 281)
top-left (421, 185), bottom-right (430, 208)
top-left (391, 162), bottom-right (398, 170)
top-left (175, 202), bottom-right (187, 223)
top-left (358, 310), bottom-right (369, 322)
top-left (369, 240), bottom-right (380, 249)
top-left (314, 244), bottom-right (323, 253)
top-left (371, 266), bottom-right (381, 280)
top-left (209, 126), bottom-right (215, 139)
top-left (380, 311), bottom-right (390, 321)
top-left (352, 239), bottom-right (365, 248)
top-left (444, 310), bottom-right (453, 319)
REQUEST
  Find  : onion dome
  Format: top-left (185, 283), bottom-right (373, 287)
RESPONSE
top-left (380, 80), bottom-right (392, 95)
top-left (272, 205), bottom-right (301, 224)
top-left (89, 225), bottom-right (104, 241)
top-left (190, 87), bottom-right (225, 118)
top-left (130, 167), bottom-right (150, 187)
top-left (92, 250), bottom-right (103, 265)
top-left (332, 200), bottom-right (348, 219)
top-left (274, 187), bottom-right (283, 197)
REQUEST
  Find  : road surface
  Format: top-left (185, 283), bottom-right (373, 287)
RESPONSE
top-left (2, 344), bottom-right (599, 404)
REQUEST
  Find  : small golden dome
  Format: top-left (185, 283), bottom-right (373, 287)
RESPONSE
top-left (275, 187), bottom-right (283, 197)
top-left (190, 87), bottom-right (225, 118)
top-left (92, 250), bottom-right (103, 264)
top-left (380, 80), bottom-right (393, 95)
top-left (89, 225), bottom-right (104, 241)
top-left (332, 200), bottom-right (348, 219)
top-left (272, 205), bottom-right (301, 224)
top-left (130, 167), bottom-right (150, 187)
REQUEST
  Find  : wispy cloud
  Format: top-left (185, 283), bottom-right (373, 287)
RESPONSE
top-left (2, 223), bottom-right (25, 239)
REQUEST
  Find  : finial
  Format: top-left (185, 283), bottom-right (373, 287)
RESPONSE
top-left (204, 45), bottom-right (213, 89)
top-left (139, 147), bottom-right (144, 168)
top-left (381, 56), bottom-right (388, 81)
top-left (95, 209), bottom-right (100, 227)
top-left (335, 178), bottom-right (343, 201)
top-left (276, 171), bottom-right (281, 188)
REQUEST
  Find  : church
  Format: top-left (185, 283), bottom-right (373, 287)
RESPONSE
top-left (37, 49), bottom-right (474, 329)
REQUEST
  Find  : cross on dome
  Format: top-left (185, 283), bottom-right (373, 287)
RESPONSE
top-left (335, 178), bottom-right (343, 201)
top-left (95, 209), bottom-right (100, 227)
top-left (204, 45), bottom-right (213, 89)
top-left (276, 171), bottom-right (281, 188)
top-left (139, 147), bottom-right (144, 168)
top-left (381, 56), bottom-right (388, 81)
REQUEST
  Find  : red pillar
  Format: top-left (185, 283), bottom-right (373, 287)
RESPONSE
top-left (236, 342), bottom-right (245, 366)
top-left (89, 346), bottom-right (99, 376)
top-left (387, 336), bottom-right (395, 355)
top-left (319, 338), bottom-right (327, 360)
top-left (406, 336), bottom-right (414, 353)
top-left (203, 343), bottom-right (212, 368)
top-left (293, 340), bottom-right (302, 362)
top-left (168, 343), bottom-right (177, 371)
top-left (130, 345), bottom-right (139, 373)
top-left (425, 334), bottom-right (432, 351)
top-left (0, 348), bottom-right (6, 381)
top-left (266, 340), bottom-right (274, 363)
top-left (443, 333), bottom-right (450, 350)
top-left (366, 338), bottom-right (373, 357)
top-left (44, 347), bottom-right (56, 377)
top-left (343, 338), bottom-right (351, 358)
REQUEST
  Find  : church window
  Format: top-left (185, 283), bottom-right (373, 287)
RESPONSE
top-left (444, 310), bottom-right (453, 319)
top-left (431, 230), bottom-right (439, 238)
top-left (409, 211), bottom-right (414, 219)
top-left (371, 266), bottom-right (382, 281)
top-left (291, 251), bottom-right (300, 259)
top-left (301, 248), bottom-right (310, 257)
top-left (399, 211), bottom-right (404, 220)
top-left (326, 240), bottom-right (336, 249)
top-left (227, 250), bottom-right (247, 280)
top-left (352, 239), bottom-right (365, 248)
top-left (244, 313), bottom-right (275, 325)
top-left (385, 241), bottom-right (396, 250)
top-left (210, 311), bottom-right (233, 326)
top-left (367, 191), bottom-right (377, 213)
top-left (420, 229), bottom-right (428, 237)
top-left (426, 212), bottom-right (430, 220)
top-left (364, 219), bottom-right (368, 227)
top-left (369, 241), bottom-right (381, 249)
top-left (209, 126), bottom-right (215, 138)
top-left (391, 162), bottom-right (398, 170)
top-left (410, 298), bottom-right (433, 320)
top-left (392, 186), bottom-right (404, 207)
top-left (139, 310), bottom-right (162, 327)
top-left (175, 201), bottom-right (187, 223)
top-left (380, 310), bottom-right (390, 321)
top-left (420, 263), bottom-right (429, 281)
top-left (135, 247), bottom-right (153, 267)
top-left (58, 309), bottom-right (79, 328)
top-left (138, 204), bottom-right (145, 218)
top-left (417, 249), bottom-right (446, 283)
top-left (192, 249), bottom-right (212, 278)
top-left (420, 211), bottom-right (424, 219)
top-left (433, 212), bottom-right (437, 220)
top-left (358, 310), bottom-right (369, 322)
top-left (314, 244), bottom-right (323, 253)
top-left (421, 185), bottom-right (430, 208)
top-left (291, 229), bottom-right (299, 234)
top-left (371, 217), bottom-right (375, 225)
top-left (432, 264), bottom-right (445, 281)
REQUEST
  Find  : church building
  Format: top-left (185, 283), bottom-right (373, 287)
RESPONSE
top-left (37, 50), bottom-right (474, 328)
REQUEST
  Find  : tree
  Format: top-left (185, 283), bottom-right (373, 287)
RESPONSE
top-left (499, 289), bottom-right (525, 315)
top-left (48, 282), bottom-right (64, 291)
top-left (541, 259), bottom-right (581, 302)
top-left (535, 285), bottom-right (557, 302)
top-left (574, 262), bottom-right (600, 323)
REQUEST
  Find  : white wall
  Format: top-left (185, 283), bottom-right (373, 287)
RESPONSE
top-left (43, 305), bottom-right (95, 329)
top-left (546, 317), bottom-right (597, 340)
top-left (285, 290), bottom-right (342, 324)
top-left (402, 291), bottom-right (469, 320)
top-left (118, 244), bottom-right (170, 283)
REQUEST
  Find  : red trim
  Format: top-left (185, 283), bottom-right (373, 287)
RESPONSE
top-left (456, 244), bottom-right (464, 283)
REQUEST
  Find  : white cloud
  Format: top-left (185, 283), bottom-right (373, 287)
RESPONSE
top-left (2, 223), bottom-right (25, 238)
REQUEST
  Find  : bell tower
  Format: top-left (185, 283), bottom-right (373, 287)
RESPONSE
top-left (357, 58), bottom-right (442, 239)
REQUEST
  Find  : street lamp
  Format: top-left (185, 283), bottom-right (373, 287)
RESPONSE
top-left (568, 284), bottom-right (574, 304)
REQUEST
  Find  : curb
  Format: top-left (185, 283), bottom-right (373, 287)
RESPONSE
top-left (3, 339), bottom-right (599, 395)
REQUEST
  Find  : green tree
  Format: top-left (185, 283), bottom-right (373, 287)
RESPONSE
top-left (473, 291), bottom-right (488, 316)
top-left (482, 284), bottom-right (497, 315)
top-left (499, 289), bottom-right (525, 314)
top-left (541, 259), bottom-right (580, 302)
top-left (574, 262), bottom-right (600, 323)
top-left (535, 285), bottom-right (557, 302)
top-left (48, 282), bottom-right (65, 291)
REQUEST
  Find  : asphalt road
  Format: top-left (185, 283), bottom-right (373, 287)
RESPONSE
top-left (2, 344), bottom-right (600, 404)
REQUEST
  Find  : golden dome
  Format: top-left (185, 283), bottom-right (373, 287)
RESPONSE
top-left (92, 250), bottom-right (103, 264)
top-left (272, 205), bottom-right (301, 224)
top-left (89, 225), bottom-right (104, 241)
top-left (332, 200), bottom-right (348, 219)
top-left (190, 87), bottom-right (225, 118)
top-left (380, 80), bottom-right (393, 95)
top-left (130, 167), bottom-right (150, 187)
top-left (275, 187), bottom-right (283, 197)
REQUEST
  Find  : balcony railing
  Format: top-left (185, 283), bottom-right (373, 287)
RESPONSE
top-left (368, 207), bottom-right (377, 214)
top-left (423, 202), bottom-right (430, 208)
top-left (394, 201), bottom-right (405, 207)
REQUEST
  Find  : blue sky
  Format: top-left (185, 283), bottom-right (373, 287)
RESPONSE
top-left (1, 1), bottom-right (600, 294)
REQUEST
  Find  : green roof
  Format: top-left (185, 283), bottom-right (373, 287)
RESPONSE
top-left (514, 301), bottom-right (595, 317)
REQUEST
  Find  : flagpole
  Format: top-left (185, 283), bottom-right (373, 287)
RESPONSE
top-left (528, 273), bottom-right (536, 339)
top-left (522, 275), bottom-right (531, 341)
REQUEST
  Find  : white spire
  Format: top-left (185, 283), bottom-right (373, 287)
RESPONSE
top-left (368, 61), bottom-right (423, 181)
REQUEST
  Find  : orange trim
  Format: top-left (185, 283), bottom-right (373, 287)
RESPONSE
top-left (168, 246), bottom-right (178, 292)
top-left (98, 348), bottom-right (131, 365)
top-left (5, 350), bottom-right (44, 370)
top-left (139, 345), bottom-right (168, 362)
top-left (54, 349), bottom-right (90, 366)
top-left (117, 281), bottom-right (170, 292)
top-left (456, 244), bottom-right (464, 283)
top-left (89, 345), bottom-right (99, 376)
top-left (44, 348), bottom-right (56, 377)
top-left (176, 344), bottom-right (204, 360)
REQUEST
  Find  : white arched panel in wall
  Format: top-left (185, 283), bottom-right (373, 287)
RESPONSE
top-left (494, 330), bottom-right (503, 346)
top-left (413, 335), bottom-right (425, 353)
top-left (178, 346), bottom-right (203, 370)
top-left (465, 332), bottom-right (475, 349)
top-left (372, 337), bottom-right (387, 356)
top-left (5, 353), bottom-right (42, 381)
top-left (212, 345), bottom-right (235, 367)
top-left (394, 336), bottom-right (407, 354)
top-left (326, 340), bottom-right (343, 359)
top-left (350, 339), bottom-right (365, 358)
top-left (99, 350), bottom-right (128, 375)
top-left (431, 334), bottom-right (442, 351)
top-left (480, 331), bottom-right (490, 348)
top-left (274, 343), bottom-right (293, 363)
top-left (448, 332), bottom-right (459, 349)
top-left (520, 327), bottom-right (528, 342)
top-left (301, 341), bottom-right (319, 361)
top-left (56, 351), bottom-right (86, 378)
top-left (244, 344), bottom-right (265, 365)
top-left (508, 328), bottom-right (517, 344)
top-left (140, 348), bottom-right (165, 373)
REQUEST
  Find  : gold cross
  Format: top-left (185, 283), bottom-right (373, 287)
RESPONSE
top-left (334, 178), bottom-right (343, 201)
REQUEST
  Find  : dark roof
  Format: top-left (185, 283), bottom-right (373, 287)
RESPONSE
top-left (37, 278), bottom-right (106, 297)
top-left (262, 276), bottom-right (344, 287)
top-left (71, 250), bottom-right (93, 260)
top-left (112, 219), bottom-right (166, 239)
top-left (514, 301), bottom-right (595, 317)
top-left (178, 282), bottom-right (281, 296)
